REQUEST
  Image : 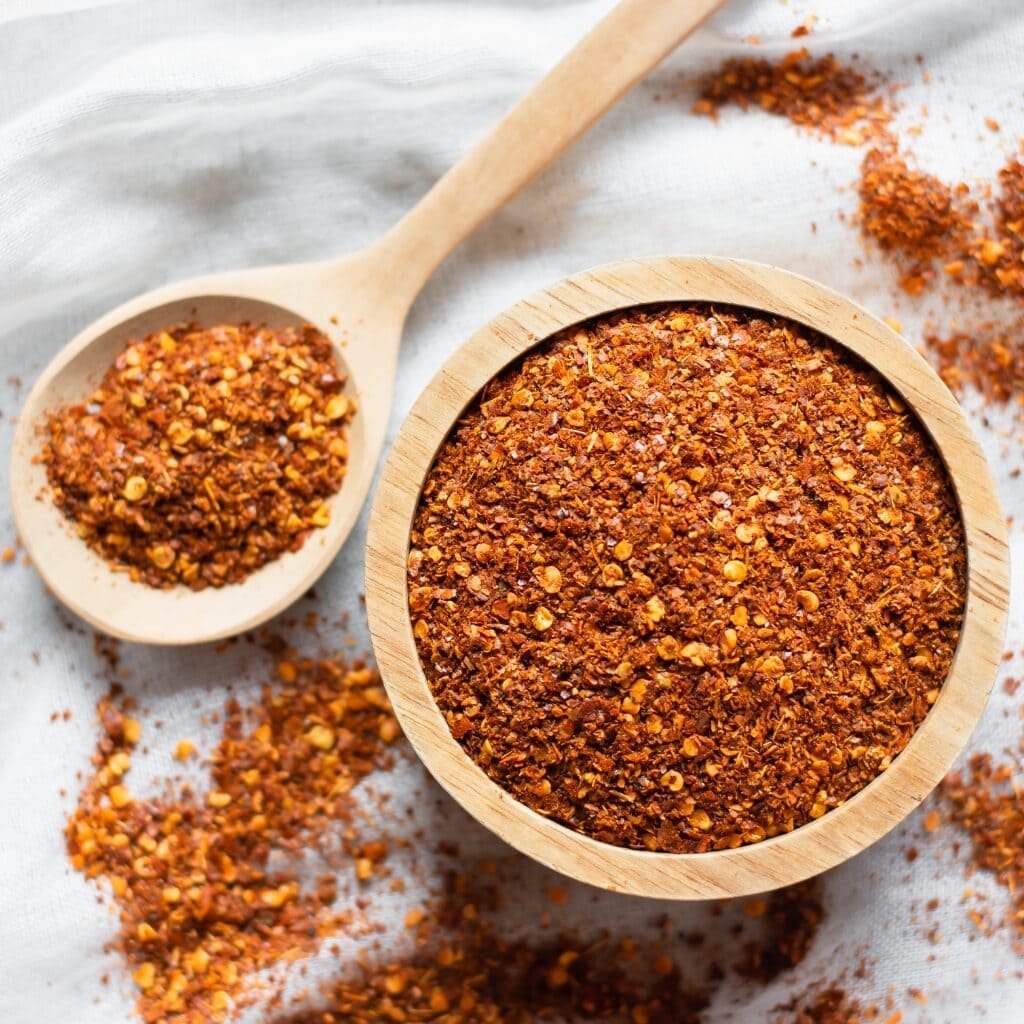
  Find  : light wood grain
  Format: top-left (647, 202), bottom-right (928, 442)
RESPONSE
top-left (365, 256), bottom-right (1010, 900)
top-left (8, 0), bottom-right (724, 644)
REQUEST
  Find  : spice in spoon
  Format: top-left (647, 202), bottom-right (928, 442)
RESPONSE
top-left (41, 322), bottom-right (353, 589)
top-left (409, 305), bottom-right (967, 853)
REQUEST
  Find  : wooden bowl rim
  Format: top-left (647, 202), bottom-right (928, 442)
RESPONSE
top-left (365, 255), bottom-right (1009, 899)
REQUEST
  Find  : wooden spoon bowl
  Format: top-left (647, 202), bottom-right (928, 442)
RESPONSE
top-left (365, 256), bottom-right (1010, 899)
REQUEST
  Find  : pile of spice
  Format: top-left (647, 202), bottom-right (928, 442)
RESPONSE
top-left (409, 305), bottom-right (967, 853)
top-left (692, 48), bottom-right (893, 145)
top-left (67, 648), bottom-right (399, 1022)
top-left (693, 48), bottom-right (1024, 436)
top-left (941, 754), bottom-right (1024, 953)
top-left (42, 322), bottom-right (353, 589)
top-left (857, 147), bottom-right (974, 296)
top-left (269, 876), bottom-right (825, 1024)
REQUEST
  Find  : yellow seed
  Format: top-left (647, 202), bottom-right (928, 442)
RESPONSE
top-left (488, 416), bottom-right (510, 434)
top-left (306, 724), bottom-right (336, 750)
top-left (325, 394), bottom-right (350, 420)
top-left (207, 791), bottom-right (231, 809)
top-left (277, 660), bottom-right (298, 683)
top-left (533, 606), bottom-right (555, 632)
top-left (122, 476), bottom-right (148, 501)
top-left (723, 559), bottom-right (747, 582)
top-left (190, 948), bottom-right (211, 973)
top-left (209, 991), bottom-right (230, 1012)
top-left (734, 522), bottom-right (758, 544)
top-left (688, 809), bottom-right (712, 831)
top-left (174, 739), bottom-right (196, 761)
top-left (148, 544), bottom-right (175, 570)
top-left (107, 751), bottom-right (131, 776)
top-left (167, 421), bottom-right (193, 446)
top-left (379, 717), bottom-right (401, 743)
top-left (682, 737), bottom-right (700, 757)
top-left (537, 565), bottom-right (562, 594)
top-left (210, 417), bottom-right (230, 433)
top-left (162, 886), bottom-right (181, 904)
top-left (309, 503), bottom-right (331, 528)
top-left (832, 463), bottom-right (857, 482)
top-left (613, 540), bottom-right (633, 561)
top-left (158, 331), bottom-right (177, 352)
top-left (133, 963), bottom-right (156, 990)
top-left (108, 785), bottom-right (132, 808)
top-left (646, 596), bottom-right (666, 623)
top-left (795, 589), bottom-right (820, 612)
top-left (123, 717), bottom-right (142, 744)
top-left (137, 922), bottom-right (158, 942)
top-left (730, 605), bottom-right (749, 628)
top-left (661, 770), bottom-right (684, 792)
top-left (356, 857), bottom-right (374, 881)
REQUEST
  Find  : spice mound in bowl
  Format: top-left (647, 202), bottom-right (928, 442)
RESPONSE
top-left (408, 306), bottom-right (967, 854)
top-left (41, 322), bottom-right (354, 590)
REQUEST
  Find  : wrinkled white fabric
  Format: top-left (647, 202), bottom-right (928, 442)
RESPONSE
top-left (2, 1), bottom-right (1023, 1021)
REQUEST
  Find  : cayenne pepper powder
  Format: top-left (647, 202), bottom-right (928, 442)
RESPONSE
top-left (42, 322), bottom-right (353, 589)
top-left (409, 306), bottom-right (966, 853)
top-left (67, 648), bottom-right (400, 1022)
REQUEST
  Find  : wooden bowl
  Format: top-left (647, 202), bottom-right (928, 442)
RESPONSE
top-left (365, 257), bottom-right (1010, 899)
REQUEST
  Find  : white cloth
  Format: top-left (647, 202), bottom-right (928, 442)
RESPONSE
top-left (2, 1), bottom-right (1023, 1021)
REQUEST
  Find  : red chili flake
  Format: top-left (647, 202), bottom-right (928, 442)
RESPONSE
top-left (858, 146), bottom-right (974, 294)
top-left (693, 48), bottom-right (893, 145)
top-left (66, 647), bottom-right (400, 1022)
top-left (942, 754), bottom-right (1024, 949)
top-left (409, 306), bottom-right (966, 853)
top-left (41, 322), bottom-right (354, 589)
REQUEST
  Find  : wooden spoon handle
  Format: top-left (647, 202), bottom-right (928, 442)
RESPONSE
top-left (372, 0), bottom-right (725, 304)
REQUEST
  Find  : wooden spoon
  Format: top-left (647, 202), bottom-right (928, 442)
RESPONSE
top-left (365, 256), bottom-right (1010, 898)
top-left (9, 0), bottom-right (725, 644)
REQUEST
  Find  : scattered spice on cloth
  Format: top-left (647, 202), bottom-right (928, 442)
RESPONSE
top-left (972, 156), bottom-right (1024, 300)
top-left (735, 881), bottom-right (825, 983)
top-left (42, 322), bottom-right (353, 589)
top-left (66, 646), bottom-right (400, 1022)
top-left (693, 48), bottom-right (893, 145)
top-left (409, 305), bottom-right (967, 853)
top-left (693, 50), bottom-right (1024, 310)
top-left (857, 146), bottom-right (973, 295)
top-left (772, 985), bottom-right (876, 1024)
top-left (924, 321), bottom-right (1024, 409)
top-left (941, 754), bottom-right (1024, 954)
top-left (268, 873), bottom-right (825, 1024)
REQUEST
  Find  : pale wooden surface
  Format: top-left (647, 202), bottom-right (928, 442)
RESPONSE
top-left (365, 256), bottom-right (1011, 900)
top-left (8, 0), bottom-right (723, 645)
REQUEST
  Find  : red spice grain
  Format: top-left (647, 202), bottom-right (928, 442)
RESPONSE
top-left (42, 322), bottom-right (354, 589)
top-left (693, 48), bottom-right (893, 145)
top-left (858, 147), bottom-right (973, 295)
top-left (66, 647), bottom-right (400, 1022)
top-left (972, 156), bottom-right (1024, 299)
top-left (942, 754), bottom-right (1024, 951)
top-left (409, 305), bottom-right (967, 853)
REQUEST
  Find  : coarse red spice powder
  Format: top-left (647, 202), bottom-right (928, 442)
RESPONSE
top-left (409, 306), bottom-right (967, 853)
top-left (941, 754), bottom-right (1024, 953)
top-left (693, 48), bottom-right (893, 146)
top-left (67, 649), bottom-right (399, 1022)
top-left (42, 322), bottom-right (353, 590)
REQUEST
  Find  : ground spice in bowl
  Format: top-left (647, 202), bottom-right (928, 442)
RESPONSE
top-left (41, 322), bottom-right (354, 590)
top-left (408, 305), bottom-right (967, 854)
